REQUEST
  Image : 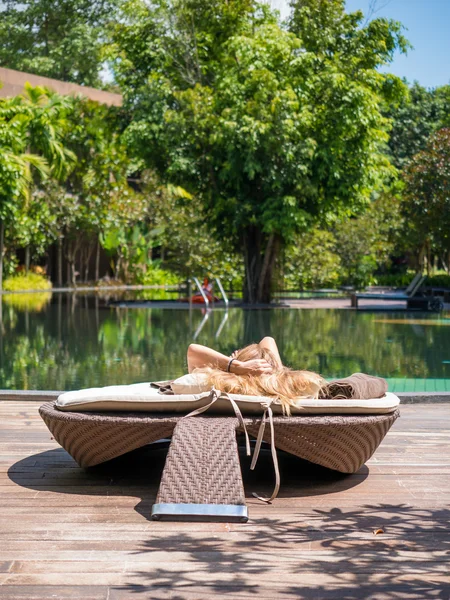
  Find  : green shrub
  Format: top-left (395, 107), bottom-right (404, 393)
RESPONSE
top-left (3, 272), bottom-right (52, 291)
top-left (374, 272), bottom-right (450, 289)
top-left (135, 266), bottom-right (183, 287)
top-left (130, 266), bottom-right (182, 300)
top-left (426, 274), bottom-right (450, 289)
top-left (372, 272), bottom-right (415, 287)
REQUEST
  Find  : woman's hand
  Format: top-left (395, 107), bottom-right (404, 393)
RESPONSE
top-left (230, 349), bottom-right (241, 360)
top-left (231, 359), bottom-right (273, 376)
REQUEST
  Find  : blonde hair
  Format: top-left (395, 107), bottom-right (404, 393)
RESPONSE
top-left (195, 344), bottom-right (325, 414)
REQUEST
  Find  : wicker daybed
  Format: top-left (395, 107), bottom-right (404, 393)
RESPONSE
top-left (39, 382), bottom-right (400, 522)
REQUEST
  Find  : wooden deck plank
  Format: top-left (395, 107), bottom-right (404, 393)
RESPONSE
top-left (0, 400), bottom-right (449, 599)
top-left (0, 585), bottom-right (109, 599)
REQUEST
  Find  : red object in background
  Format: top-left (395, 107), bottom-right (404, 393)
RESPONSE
top-left (179, 278), bottom-right (220, 303)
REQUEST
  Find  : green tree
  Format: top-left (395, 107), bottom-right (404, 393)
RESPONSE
top-left (48, 98), bottom-right (145, 285)
top-left (140, 172), bottom-right (244, 287)
top-left (386, 82), bottom-right (448, 169)
top-left (333, 189), bottom-right (403, 288)
top-left (110, 0), bottom-right (407, 303)
top-left (435, 85), bottom-right (450, 128)
top-left (0, 85), bottom-right (75, 289)
top-left (402, 128), bottom-right (450, 273)
top-left (0, 96), bottom-right (47, 290)
top-left (7, 85), bottom-right (75, 271)
top-left (0, 0), bottom-right (117, 87)
top-left (283, 229), bottom-right (341, 290)
top-left (7, 96), bottom-right (146, 287)
top-left (282, 188), bottom-right (402, 290)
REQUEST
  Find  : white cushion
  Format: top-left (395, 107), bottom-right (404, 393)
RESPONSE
top-left (291, 393), bottom-right (400, 414)
top-left (171, 373), bottom-right (211, 394)
top-left (56, 383), bottom-right (400, 415)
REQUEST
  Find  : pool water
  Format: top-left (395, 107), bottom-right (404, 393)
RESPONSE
top-left (1, 293), bottom-right (450, 392)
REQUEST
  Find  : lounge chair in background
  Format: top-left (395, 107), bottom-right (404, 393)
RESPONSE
top-left (350, 273), bottom-right (428, 309)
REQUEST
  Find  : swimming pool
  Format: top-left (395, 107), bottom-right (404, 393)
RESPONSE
top-left (1, 293), bottom-right (449, 392)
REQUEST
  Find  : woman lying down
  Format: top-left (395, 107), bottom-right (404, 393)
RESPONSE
top-left (186, 337), bottom-right (388, 413)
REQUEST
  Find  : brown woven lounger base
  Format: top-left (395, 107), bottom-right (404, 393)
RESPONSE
top-left (39, 402), bottom-right (399, 521)
top-left (151, 417), bottom-right (248, 522)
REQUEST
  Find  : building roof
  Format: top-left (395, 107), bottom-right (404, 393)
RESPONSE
top-left (0, 66), bottom-right (122, 107)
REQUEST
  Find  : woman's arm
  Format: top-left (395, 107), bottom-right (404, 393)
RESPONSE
top-left (187, 344), bottom-right (231, 373)
top-left (187, 344), bottom-right (273, 376)
top-left (259, 336), bottom-right (283, 369)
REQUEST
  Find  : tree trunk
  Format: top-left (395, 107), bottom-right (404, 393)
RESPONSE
top-left (115, 253), bottom-right (122, 282)
top-left (25, 246), bottom-right (30, 273)
top-left (45, 249), bottom-right (51, 281)
top-left (57, 237), bottom-right (63, 287)
top-left (84, 242), bottom-right (94, 283)
top-left (441, 254), bottom-right (450, 275)
top-left (65, 238), bottom-right (82, 287)
top-left (426, 240), bottom-right (431, 276)
top-left (70, 261), bottom-right (77, 287)
top-left (0, 220), bottom-right (4, 293)
top-left (95, 240), bottom-right (100, 283)
top-left (243, 227), bottom-right (279, 304)
top-left (418, 244), bottom-right (425, 273)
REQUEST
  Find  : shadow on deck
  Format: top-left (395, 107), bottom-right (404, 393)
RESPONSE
top-left (1, 401), bottom-right (449, 599)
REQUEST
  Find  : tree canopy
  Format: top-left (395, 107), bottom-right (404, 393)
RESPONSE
top-left (4, 0), bottom-right (450, 295)
top-left (110, 0), bottom-right (408, 302)
top-left (0, 85), bottom-right (74, 288)
top-left (0, 0), bottom-right (117, 86)
top-left (386, 82), bottom-right (450, 169)
top-left (402, 128), bottom-right (450, 272)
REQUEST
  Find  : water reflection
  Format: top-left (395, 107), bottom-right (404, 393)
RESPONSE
top-left (0, 293), bottom-right (448, 390)
top-left (2, 291), bottom-right (52, 312)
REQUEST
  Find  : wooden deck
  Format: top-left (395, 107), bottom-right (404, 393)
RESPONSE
top-left (0, 401), bottom-right (449, 599)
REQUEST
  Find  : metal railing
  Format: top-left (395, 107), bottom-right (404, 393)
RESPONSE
top-left (190, 277), bottom-right (229, 307)
top-left (192, 277), bottom-right (210, 308)
top-left (214, 277), bottom-right (229, 306)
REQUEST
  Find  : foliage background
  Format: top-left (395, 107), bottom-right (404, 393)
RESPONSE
top-left (1, 0), bottom-right (450, 296)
